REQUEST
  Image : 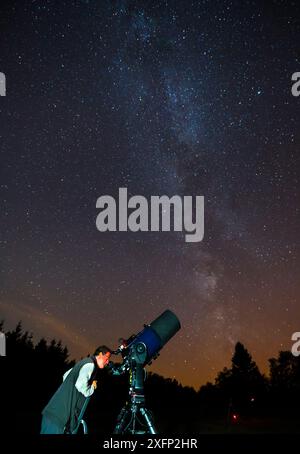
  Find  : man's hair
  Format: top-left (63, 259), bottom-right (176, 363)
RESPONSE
top-left (94, 345), bottom-right (112, 356)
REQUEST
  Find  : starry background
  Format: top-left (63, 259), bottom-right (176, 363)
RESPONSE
top-left (0, 0), bottom-right (299, 388)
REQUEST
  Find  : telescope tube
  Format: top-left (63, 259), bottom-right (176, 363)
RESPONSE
top-left (128, 309), bottom-right (181, 365)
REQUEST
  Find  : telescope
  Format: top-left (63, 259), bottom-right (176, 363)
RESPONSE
top-left (110, 309), bottom-right (181, 373)
top-left (110, 309), bottom-right (181, 434)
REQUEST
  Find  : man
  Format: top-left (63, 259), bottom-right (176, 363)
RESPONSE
top-left (41, 345), bottom-right (112, 434)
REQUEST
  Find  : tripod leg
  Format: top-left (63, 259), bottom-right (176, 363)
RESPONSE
top-left (113, 405), bottom-right (130, 434)
top-left (140, 407), bottom-right (157, 434)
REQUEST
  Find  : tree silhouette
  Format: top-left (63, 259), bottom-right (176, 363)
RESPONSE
top-left (269, 351), bottom-right (300, 391)
top-left (268, 350), bottom-right (300, 416)
top-left (215, 342), bottom-right (266, 415)
top-left (1, 322), bottom-right (300, 434)
top-left (0, 321), bottom-right (74, 434)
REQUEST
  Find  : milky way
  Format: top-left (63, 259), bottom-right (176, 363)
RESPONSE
top-left (1, 0), bottom-right (299, 387)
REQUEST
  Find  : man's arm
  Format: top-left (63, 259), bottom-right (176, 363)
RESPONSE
top-left (75, 363), bottom-right (96, 397)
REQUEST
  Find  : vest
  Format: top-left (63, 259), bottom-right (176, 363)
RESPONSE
top-left (42, 356), bottom-right (98, 433)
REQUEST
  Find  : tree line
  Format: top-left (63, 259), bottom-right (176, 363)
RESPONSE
top-left (0, 321), bottom-right (299, 434)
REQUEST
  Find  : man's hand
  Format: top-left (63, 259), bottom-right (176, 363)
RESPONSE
top-left (92, 380), bottom-right (97, 390)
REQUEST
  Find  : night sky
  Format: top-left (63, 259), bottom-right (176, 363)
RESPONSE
top-left (1, 0), bottom-right (299, 389)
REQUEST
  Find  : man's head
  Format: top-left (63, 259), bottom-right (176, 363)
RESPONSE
top-left (94, 345), bottom-right (112, 369)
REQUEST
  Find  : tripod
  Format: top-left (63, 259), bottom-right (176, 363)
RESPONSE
top-left (113, 343), bottom-right (157, 434)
